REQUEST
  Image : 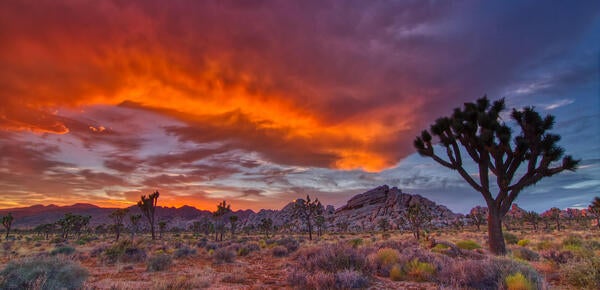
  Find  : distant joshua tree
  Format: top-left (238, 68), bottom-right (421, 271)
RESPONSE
top-left (259, 218), bottom-right (273, 238)
top-left (542, 207), bottom-right (562, 231)
top-left (414, 97), bottom-right (578, 255)
top-left (377, 217), bottom-right (390, 233)
top-left (524, 211), bottom-right (541, 231)
top-left (315, 215), bottom-right (326, 237)
top-left (468, 206), bottom-right (486, 231)
top-left (158, 221), bottom-right (167, 239)
top-left (2, 213), bottom-right (14, 239)
top-left (229, 215), bottom-right (238, 238)
top-left (138, 191), bottom-right (160, 240)
top-left (292, 195), bottom-right (323, 240)
top-left (109, 208), bottom-right (129, 242)
top-left (213, 200), bottom-right (231, 241)
top-left (129, 214), bottom-right (142, 242)
top-left (589, 197), bottom-right (600, 230)
top-left (400, 203), bottom-right (432, 240)
top-left (57, 213), bottom-right (90, 240)
top-left (34, 223), bottom-right (55, 240)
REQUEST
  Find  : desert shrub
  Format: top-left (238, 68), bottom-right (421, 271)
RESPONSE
top-left (456, 240), bottom-right (481, 250)
top-left (306, 271), bottom-right (336, 289)
top-left (294, 243), bottom-right (371, 275)
top-left (438, 257), bottom-right (542, 289)
top-left (154, 274), bottom-right (212, 290)
top-left (205, 242), bottom-right (219, 251)
top-left (504, 233), bottom-right (519, 245)
top-left (147, 254), bottom-right (172, 272)
top-left (373, 248), bottom-right (399, 269)
top-left (334, 269), bottom-right (369, 289)
top-left (349, 238), bottom-right (363, 248)
top-left (389, 259), bottom-right (435, 282)
top-left (272, 245), bottom-right (288, 257)
top-left (512, 247), bottom-right (540, 261)
top-left (246, 242), bottom-right (261, 252)
top-left (102, 241), bottom-right (146, 264)
top-left (213, 247), bottom-right (236, 263)
top-left (540, 250), bottom-right (574, 264)
top-left (432, 243), bottom-right (450, 252)
top-left (517, 239), bottom-right (530, 247)
top-left (505, 272), bottom-right (534, 290)
top-left (174, 246), bottom-right (197, 258)
top-left (90, 244), bottom-right (107, 257)
top-left (535, 240), bottom-right (555, 251)
top-left (50, 245), bottom-right (76, 256)
top-left (276, 237), bottom-right (300, 253)
top-left (0, 257), bottom-right (88, 289)
top-left (562, 234), bottom-right (583, 248)
top-left (559, 256), bottom-right (600, 289)
top-left (221, 269), bottom-right (248, 284)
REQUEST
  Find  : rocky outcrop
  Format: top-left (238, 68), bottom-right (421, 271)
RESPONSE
top-left (334, 185), bottom-right (458, 231)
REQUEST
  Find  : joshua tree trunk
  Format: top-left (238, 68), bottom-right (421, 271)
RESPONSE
top-left (487, 206), bottom-right (506, 255)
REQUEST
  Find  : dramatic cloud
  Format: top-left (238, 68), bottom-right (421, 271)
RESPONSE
top-left (0, 1), bottom-right (598, 211)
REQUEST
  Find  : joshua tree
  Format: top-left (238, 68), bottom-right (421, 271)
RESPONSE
top-left (399, 203), bottom-right (432, 240)
top-left (589, 197), bottom-right (600, 230)
top-left (259, 217), bottom-right (273, 238)
top-left (138, 190), bottom-right (159, 240)
top-left (377, 217), bottom-right (390, 232)
top-left (467, 206), bottom-right (486, 231)
top-left (292, 195), bottom-right (323, 240)
top-left (542, 207), bottom-right (562, 231)
top-left (523, 211), bottom-right (541, 231)
top-left (158, 221), bottom-right (167, 239)
top-left (57, 213), bottom-right (90, 240)
top-left (109, 208), bottom-right (129, 242)
top-left (315, 215), bottom-right (326, 237)
top-left (2, 213), bottom-right (14, 239)
top-left (414, 97), bottom-right (578, 255)
top-left (129, 214), bottom-right (142, 242)
top-left (229, 215), bottom-right (238, 238)
top-left (34, 223), bottom-right (55, 240)
top-left (213, 200), bottom-right (231, 241)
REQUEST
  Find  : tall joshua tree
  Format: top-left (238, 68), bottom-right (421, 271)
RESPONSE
top-left (2, 213), bottom-right (14, 239)
top-left (414, 97), bottom-right (578, 255)
top-left (589, 197), bottom-right (600, 230)
top-left (292, 195), bottom-right (323, 240)
top-left (138, 191), bottom-right (160, 240)
top-left (213, 200), bottom-right (231, 241)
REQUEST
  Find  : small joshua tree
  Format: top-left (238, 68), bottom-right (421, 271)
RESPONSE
top-left (2, 213), bottom-right (14, 239)
top-left (414, 97), bottom-right (578, 255)
top-left (158, 221), bottom-right (167, 239)
top-left (259, 218), bottom-right (273, 238)
top-left (229, 215), bottom-right (238, 238)
top-left (542, 207), bottom-right (562, 231)
top-left (315, 215), bottom-right (326, 237)
top-left (523, 211), bottom-right (541, 231)
top-left (109, 208), bottom-right (129, 242)
top-left (377, 217), bottom-right (390, 233)
top-left (399, 203), bottom-right (432, 240)
top-left (468, 206), bottom-right (486, 231)
top-left (138, 191), bottom-right (159, 240)
top-left (589, 197), bottom-right (600, 230)
top-left (130, 214), bottom-right (142, 242)
top-left (213, 200), bottom-right (231, 241)
top-left (292, 195), bottom-right (323, 240)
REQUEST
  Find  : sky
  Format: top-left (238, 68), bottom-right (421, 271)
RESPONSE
top-left (0, 0), bottom-right (598, 213)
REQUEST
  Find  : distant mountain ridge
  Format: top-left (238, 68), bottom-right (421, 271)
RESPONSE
top-left (0, 185), bottom-right (460, 230)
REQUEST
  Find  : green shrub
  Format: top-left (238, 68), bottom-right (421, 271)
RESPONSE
top-left (389, 264), bottom-right (403, 281)
top-left (147, 254), bottom-right (172, 272)
top-left (0, 257), bottom-right (88, 289)
top-left (456, 240), bottom-right (481, 250)
top-left (512, 247), bottom-right (539, 261)
top-left (403, 259), bottom-right (436, 282)
top-left (50, 245), bottom-right (76, 256)
top-left (517, 239), bottom-right (530, 247)
top-left (505, 272), bottom-right (534, 290)
top-left (504, 233), bottom-right (519, 245)
top-left (349, 238), bottom-right (363, 248)
top-left (102, 240), bottom-right (146, 264)
top-left (535, 240), bottom-right (555, 251)
top-left (375, 248), bottom-right (399, 266)
top-left (562, 235), bottom-right (583, 248)
top-left (559, 256), bottom-right (600, 289)
top-left (174, 246), bottom-right (197, 258)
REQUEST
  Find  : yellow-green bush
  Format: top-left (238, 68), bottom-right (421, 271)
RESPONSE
top-left (517, 239), bottom-right (530, 247)
top-left (375, 248), bottom-right (399, 267)
top-left (505, 272), bottom-right (534, 290)
top-left (456, 240), bottom-right (481, 250)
